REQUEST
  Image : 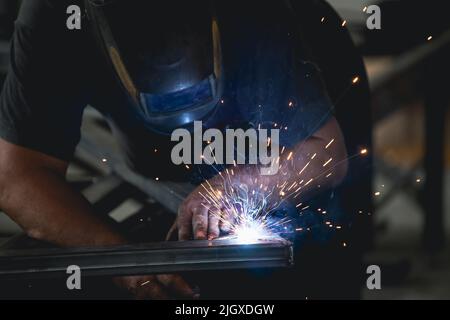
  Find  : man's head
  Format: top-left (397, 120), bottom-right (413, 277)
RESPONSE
top-left (86, 0), bottom-right (223, 134)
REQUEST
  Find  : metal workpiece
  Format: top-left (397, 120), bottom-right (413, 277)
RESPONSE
top-left (0, 238), bottom-right (294, 280)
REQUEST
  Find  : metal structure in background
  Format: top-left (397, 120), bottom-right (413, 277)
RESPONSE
top-left (0, 238), bottom-right (294, 280)
top-left (370, 29), bottom-right (450, 252)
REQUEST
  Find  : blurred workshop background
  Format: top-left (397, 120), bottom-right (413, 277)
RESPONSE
top-left (0, 0), bottom-right (449, 299)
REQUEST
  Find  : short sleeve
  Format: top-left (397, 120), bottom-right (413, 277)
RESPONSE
top-left (0, 0), bottom-right (88, 161)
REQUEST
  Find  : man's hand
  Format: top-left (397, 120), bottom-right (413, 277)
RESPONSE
top-left (114, 274), bottom-right (197, 300)
top-left (174, 169), bottom-right (257, 241)
top-left (176, 176), bottom-right (226, 241)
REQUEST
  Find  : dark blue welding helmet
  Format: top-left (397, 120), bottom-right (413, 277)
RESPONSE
top-left (86, 0), bottom-right (224, 134)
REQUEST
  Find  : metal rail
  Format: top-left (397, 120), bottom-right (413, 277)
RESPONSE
top-left (0, 238), bottom-right (294, 279)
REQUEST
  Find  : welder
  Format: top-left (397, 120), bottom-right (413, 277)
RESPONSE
top-left (0, 0), bottom-right (370, 299)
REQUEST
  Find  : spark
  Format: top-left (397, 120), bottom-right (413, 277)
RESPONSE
top-left (288, 101), bottom-right (294, 108)
top-left (323, 158), bottom-right (333, 167)
top-left (140, 280), bottom-right (151, 287)
top-left (427, 35), bottom-right (433, 41)
top-left (294, 187), bottom-right (302, 199)
top-left (287, 181), bottom-right (298, 191)
top-left (321, 17), bottom-right (325, 23)
top-left (298, 161), bottom-right (310, 175)
top-left (287, 151), bottom-right (294, 161)
top-left (342, 20), bottom-right (347, 27)
top-left (155, 177), bottom-right (160, 181)
top-left (374, 192), bottom-right (380, 196)
top-left (325, 139), bottom-right (335, 149)
top-left (363, 6), bottom-right (367, 12)
top-left (352, 76), bottom-right (360, 84)
top-left (101, 158), bottom-right (108, 163)
top-left (360, 148), bottom-right (368, 155)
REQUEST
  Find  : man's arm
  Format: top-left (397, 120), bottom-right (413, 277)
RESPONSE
top-left (0, 138), bottom-right (125, 247)
top-left (262, 116), bottom-right (348, 199)
top-left (176, 117), bottom-right (348, 240)
top-left (0, 138), bottom-right (194, 299)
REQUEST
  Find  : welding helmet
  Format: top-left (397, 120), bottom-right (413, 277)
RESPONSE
top-left (85, 0), bottom-right (223, 134)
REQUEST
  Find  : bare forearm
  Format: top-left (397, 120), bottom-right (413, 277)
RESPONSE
top-left (0, 167), bottom-right (125, 247)
top-left (0, 166), bottom-right (195, 299)
top-left (227, 118), bottom-right (348, 204)
top-left (277, 136), bottom-right (347, 201)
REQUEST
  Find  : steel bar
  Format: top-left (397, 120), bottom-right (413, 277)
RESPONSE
top-left (0, 238), bottom-right (293, 280)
